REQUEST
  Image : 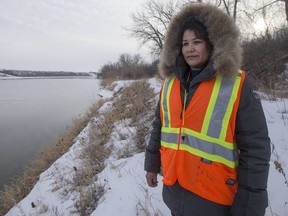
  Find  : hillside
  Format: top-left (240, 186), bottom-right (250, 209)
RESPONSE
top-left (3, 78), bottom-right (288, 216)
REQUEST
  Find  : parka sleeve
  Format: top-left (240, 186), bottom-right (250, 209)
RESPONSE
top-left (144, 100), bottom-right (162, 173)
top-left (231, 77), bottom-right (271, 216)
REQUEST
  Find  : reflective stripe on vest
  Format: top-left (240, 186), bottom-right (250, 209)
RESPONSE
top-left (161, 76), bottom-right (176, 128)
top-left (160, 71), bottom-right (243, 168)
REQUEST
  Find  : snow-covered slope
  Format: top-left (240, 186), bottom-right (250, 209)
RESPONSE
top-left (5, 78), bottom-right (288, 216)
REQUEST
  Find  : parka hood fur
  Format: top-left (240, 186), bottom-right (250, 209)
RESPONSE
top-left (159, 3), bottom-right (242, 78)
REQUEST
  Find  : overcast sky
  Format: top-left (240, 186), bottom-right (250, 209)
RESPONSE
top-left (1, 0), bottom-right (284, 72)
top-left (0, 0), bottom-right (162, 72)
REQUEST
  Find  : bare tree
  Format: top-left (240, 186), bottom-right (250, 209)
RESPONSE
top-left (126, 0), bottom-right (190, 56)
top-left (285, 0), bottom-right (288, 21)
top-left (255, 0), bottom-right (288, 23)
top-left (126, 0), bottom-right (286, 56)
top-left (250, 0), bottom-right (288, 22)
top-left (126, 0), bottom-right (245, 55)
top-left (219, 0), bottom-right (240, 21)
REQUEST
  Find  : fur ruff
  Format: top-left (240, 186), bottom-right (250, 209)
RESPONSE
top-left (158, 3), bottom-right (243, 78)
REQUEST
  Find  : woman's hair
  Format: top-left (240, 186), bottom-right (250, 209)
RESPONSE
top-left (179, 16), bottom-right (213, 52)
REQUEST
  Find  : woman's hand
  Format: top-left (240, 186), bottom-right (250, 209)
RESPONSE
top-left (146, 172), bottom-right (158, 187)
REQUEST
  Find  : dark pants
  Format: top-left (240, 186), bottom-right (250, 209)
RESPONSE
top-left (163, 182), bottom-right (233, 216)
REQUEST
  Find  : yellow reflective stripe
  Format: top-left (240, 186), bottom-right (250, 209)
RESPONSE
top-left (161, 76), bottom-right (176, 127)
top-left (219, 72), bottom-right (242, 140)
top-left (179, 144), bottom-right (238, 168)
top-left (162, 127), bottom-right (236, 150)
top-left (182, 89), bottom-right (188, 126)
top-left (166, 76), bottom-right (175, 128)
top-left (182, 127), bottom-right (235, 150)
top-left (162, 127), bottom-right (180, 134)
top-left (161, 141), bottom-right (178, 150)
top-left (161, 126), bottom-right (238, 167)
top-left (202, 75), bottom-right (222, 134)
top-left (160, 80), bottom-right (167, 127)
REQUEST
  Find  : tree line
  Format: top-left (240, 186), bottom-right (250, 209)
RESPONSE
top-left (99, 0), bottom-right (288, 91)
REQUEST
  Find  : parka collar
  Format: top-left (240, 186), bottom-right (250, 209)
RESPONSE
top-left (158, 3), bottom-right (242, 79)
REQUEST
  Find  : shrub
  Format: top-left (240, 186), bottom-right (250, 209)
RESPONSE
top-left (242, 27), bottom-right (288, 95)
top-left (98, 53), bottom-right (158, 80)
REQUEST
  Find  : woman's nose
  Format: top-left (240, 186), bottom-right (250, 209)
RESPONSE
top-left (188, 44), bottom-right (195, 51)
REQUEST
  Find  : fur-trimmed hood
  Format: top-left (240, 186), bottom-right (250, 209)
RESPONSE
top-left (158, 3), bottom-right (242, 78)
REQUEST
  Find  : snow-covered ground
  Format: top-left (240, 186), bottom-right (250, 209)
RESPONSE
top-left (5, 78), bottom-right (288, 216)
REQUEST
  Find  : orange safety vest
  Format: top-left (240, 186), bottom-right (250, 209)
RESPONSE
top-left (160, 71), bottom-right (246, 205)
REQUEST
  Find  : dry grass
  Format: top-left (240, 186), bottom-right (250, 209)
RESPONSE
top-left (271, 142), bottom-right (288, 187)
top-left (68, 79), bottom-right (157, 214)
top-left (73, 183), bottom-right (105, 216)
top-left (0, 78), bottom-right (157, 215)
top-left (136, 185), bottom-right (164, 216)
top-left (100, 78), bottom-right (117, 89)
top-left (111, 80), bottom-right (156, 157)
top-left (259, 86), bottom-right (288, 101)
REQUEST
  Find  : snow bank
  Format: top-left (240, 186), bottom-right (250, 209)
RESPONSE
top-left (5, 78), bottom-right (288, 216)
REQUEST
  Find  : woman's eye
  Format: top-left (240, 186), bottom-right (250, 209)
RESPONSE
top-left (194, 39), bottom-right (204, 45)
top-left (182, 42), bottom-right (189, 46)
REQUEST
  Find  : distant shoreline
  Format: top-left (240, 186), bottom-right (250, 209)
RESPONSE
top-left (0, 76), bottom-right (96, 80)
top-left (0, 69), bottom-right (98, 79)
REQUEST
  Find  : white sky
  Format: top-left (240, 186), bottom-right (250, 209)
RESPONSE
top-left (0, 0), bottom-right (156, 72)
top-left (0, 0), bottom-right (285, 72)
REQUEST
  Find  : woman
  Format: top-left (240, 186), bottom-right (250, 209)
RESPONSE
top-left (144, 3), bottom-right (270, 216)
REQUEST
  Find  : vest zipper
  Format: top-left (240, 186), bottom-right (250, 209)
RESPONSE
top-left (182, 89), bottom-right (187, 126)
top-left (179, 73), bottom-right (190, 147)
top-left (180, 72), bottom-right (190, 124)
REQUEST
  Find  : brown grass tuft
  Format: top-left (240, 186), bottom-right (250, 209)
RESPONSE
top-left (68, 79), bottom-right (157, 213)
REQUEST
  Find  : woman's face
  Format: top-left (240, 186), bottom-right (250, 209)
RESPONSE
top-left (182, 30), bottom-right (210, 70)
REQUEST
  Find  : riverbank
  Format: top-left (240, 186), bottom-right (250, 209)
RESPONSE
top-left (1, 77), bottom-right (288, 216)
top-left (0, 77), bottom-right (161, 215)
top-left (0, 78), bottom-right (101, 191)
top-left (0, 86), bottom-right (102, 214)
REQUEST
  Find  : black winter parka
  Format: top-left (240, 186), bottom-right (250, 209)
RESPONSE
top-left (144, 3), bottom-right (271, 216)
